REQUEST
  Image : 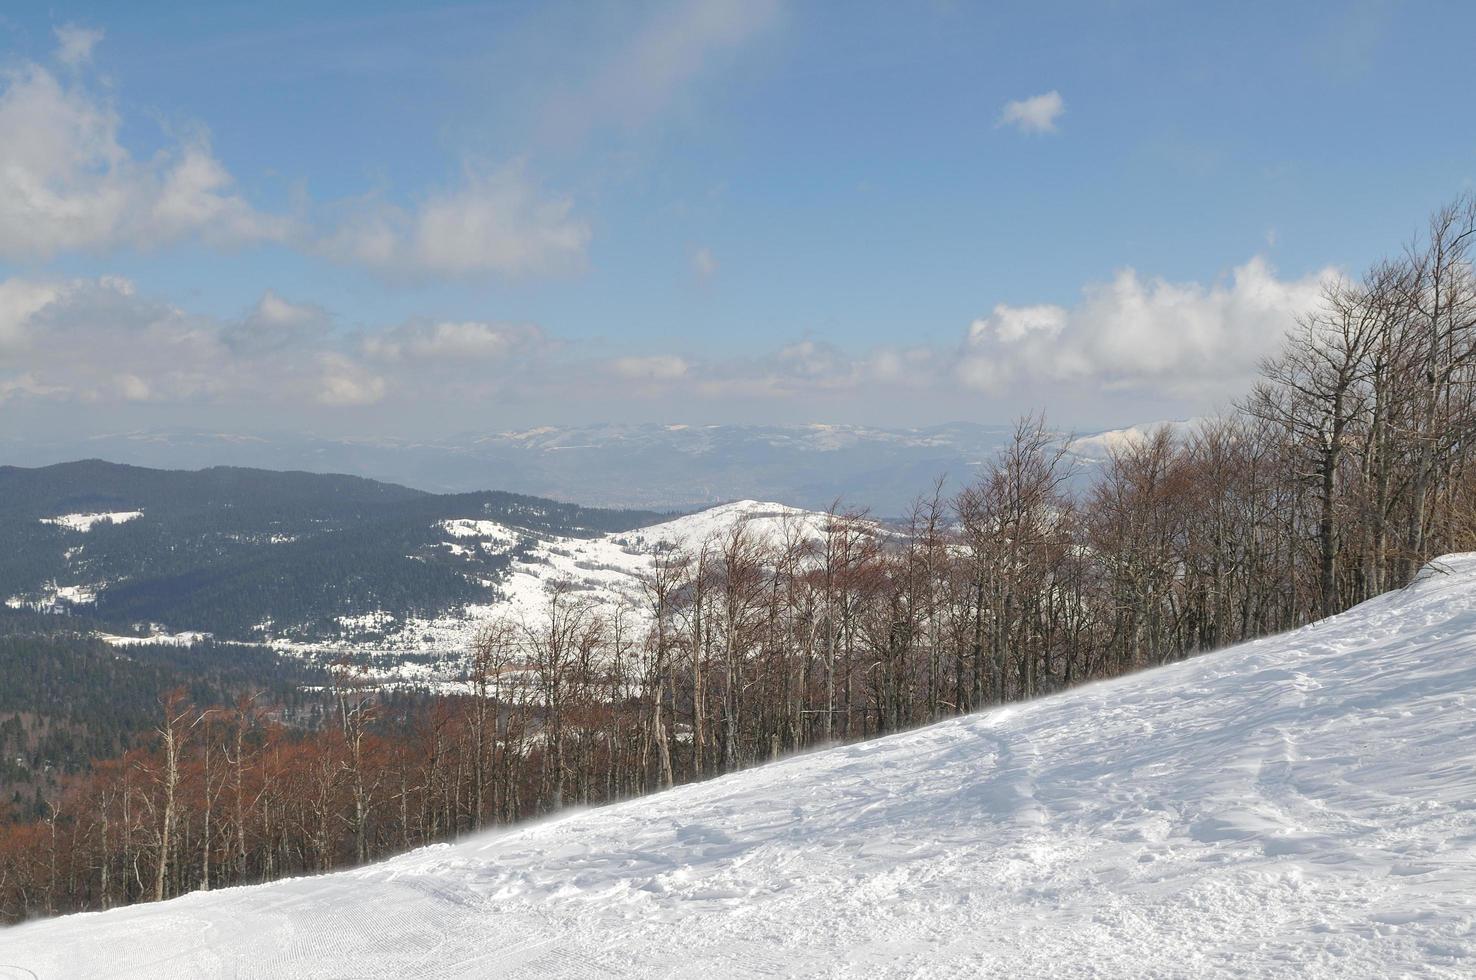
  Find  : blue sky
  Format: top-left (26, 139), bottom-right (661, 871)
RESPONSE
top-left (0, 0), bottom-right (1471, 439)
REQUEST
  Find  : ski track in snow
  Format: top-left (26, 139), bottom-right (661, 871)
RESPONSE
top-left (7, 556), bottom-right (1476, 978)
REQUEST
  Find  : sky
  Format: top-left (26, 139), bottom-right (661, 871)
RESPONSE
top-left (0, 0), bottom-right (1472, 442)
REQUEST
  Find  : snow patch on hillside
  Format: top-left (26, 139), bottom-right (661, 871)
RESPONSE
top-left (232, 501), bottom-right (843, 690)
top-left (100, 630), bottom-right (215, 648)
top-left (11, 554), bottom-right (1476, 977)
top-left (1067, 420), bottom-right (1192, 460)
top-left (438, 519), bottom-right (522, 552)
top-left (6, 581), bottom-right (104, 611)
top-left (40, 511), bottom-right (143, 532)
top-left (489, 500), bottom-right (824, 621)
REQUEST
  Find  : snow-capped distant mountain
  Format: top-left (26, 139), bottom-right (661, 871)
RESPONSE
top-left (12, 553), bottom-right (1476, 977)
top-left (1, 421), bottom-right (1153, 514)
top-left (1065, 418), bottom-right (1196, 459)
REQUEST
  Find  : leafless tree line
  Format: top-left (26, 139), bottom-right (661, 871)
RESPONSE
top-left (4, 196), bottom-right (1475, 924)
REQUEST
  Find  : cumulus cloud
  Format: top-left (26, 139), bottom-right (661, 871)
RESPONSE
top-left (0, 279), bottom-right (65, 348)
top-left (320, 166), bottom-right (590, 280)
top-left (958, 257), bottom-right (1335, 396)
top-left (541, 0), bottom-right (781, 143)
top-left (0, 278), bottom-right (225, 404)
top-left (54, 24), bottom-right (104, 67)
top-left (998, 90), bottom-right (1065, 134)
top-left (252, 290), bottom-right (323, 328)
top-left (0, 257), bottom-right (1335, 430)
top-left (0, 278), bottom-right (398, 411)
top-left (317, 354), bottom-right (386, 407)
top-left (364, 320), bottom-right (547, 361)
top-left (609, 354), bottom-right (690, 382)
top-left (0, 53), bottom-right (292, 259)
top-left (692, 246), bottom-right (718, 280)
top-left (229, 291), bottom-right (331, 354)
top-left (0, 38), bottom-right (588, 282)
top-left (676, 340), bottom-right (941, 402)
top-left (0, 372), bottom-right (65, 403)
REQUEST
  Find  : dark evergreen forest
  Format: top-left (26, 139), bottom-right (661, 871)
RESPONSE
top-left (0, 460), bottom-right (664, 639)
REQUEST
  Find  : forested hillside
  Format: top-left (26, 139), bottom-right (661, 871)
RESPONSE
top-left (0, 461), bottom-right (664, 640)
top-left (0, 610), bottom-right (332, 819)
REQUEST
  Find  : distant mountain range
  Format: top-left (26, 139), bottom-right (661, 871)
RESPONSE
top-left (0, 421), bottom-right (1170, 515)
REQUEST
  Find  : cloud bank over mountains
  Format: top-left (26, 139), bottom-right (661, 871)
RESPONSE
top-left (958, 257), bottom-right (1334, 400)
top-left (0, 255), bottom-right (1329, 433)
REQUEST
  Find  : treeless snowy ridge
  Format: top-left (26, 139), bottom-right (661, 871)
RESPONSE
top-left (38, 511), bottom-right (144, 532)
top-left (6, 557), bottom-right (1476, 978)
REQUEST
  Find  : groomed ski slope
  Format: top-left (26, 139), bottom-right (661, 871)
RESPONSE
top-left (7, 559), bottom-right (1476, 978)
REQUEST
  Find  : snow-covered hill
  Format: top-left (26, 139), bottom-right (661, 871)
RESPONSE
top-left (492, 499), bottom-right (823, 619)
top-left (276, 500), bottom-right (831, 674)
top-left (7, 556), bottom-right (1476, 978)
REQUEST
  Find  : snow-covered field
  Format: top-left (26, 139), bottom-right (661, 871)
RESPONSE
top-left (7, 556), bottom-right (1476, 978)
top-left (270, 500), bottom-right (828, 672)
top-left (493, 499), bottom-right (821, 621)
top-left (38, 510), bottom-right (143, 532)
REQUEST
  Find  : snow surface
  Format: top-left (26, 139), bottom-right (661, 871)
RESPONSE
top-left (493, 500), bottom-right (822, 622)
top-left (1065, 420), bottom-right (1192, 460)
top-left (5, 581), bottom-right (102, 611)
top-left (278, 502), bottom-right (830, 674)
top-left (438, 519), bottom-right (522, 551)
top-left (38, 511), bottom-right (143, 532)
top-left (11, 556), bottom-right (1476, 977)
top-left (99, 630), bottom-right (214, 648)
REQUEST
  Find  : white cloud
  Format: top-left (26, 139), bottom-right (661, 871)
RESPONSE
top-left (0, 56), bottom-right (291, 259)
top-left (54, 25), bottom-right (104, 68)
top-left (0, 7), bottom-right (785, 285)
top-left (0, 372), bottom-right (66, 403)
top-left (958, 257), bottom-right (1335, 396)
top-left (116, 373), bottom-right (152, 401)
top-left (0, 275), bottom-right (567, 417)
top-left (610, 354), bottom-right (690, 382)
top-left (680, 340), bottom-right (941, 402)
top-left (998, 90), bottom-right (1065, 134)
top-left (253, 291), bottom-right (321, 328)
top-left (410, 170), bottom-right (588, 278)
top-left (149, 141), bottom-right (293, 245)
top-left (970, 303), bottom-right (1067, 344)
top-left (0, 256), bottom-right (1335, 429)
top-left (321, 166), bottom-right (590, 280)
top-left (865, 347), bottom-right (937, 387)
top-left (542, 0), bottom-right (781, 143)
top-left (228, 291), bottom-right (330, 354)
top-left (0, 279), bottom-right (64, 348)
top-left (317, 354), bottom-right (387, 407)
top-left (364, 320), bottom-right (546, 361)
top-left (0, 40), bottom-right (584, 282)
top-left (692, 246), bottom-right (718, 280)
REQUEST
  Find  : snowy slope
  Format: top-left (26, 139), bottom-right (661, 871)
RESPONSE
top-left (493, 499), bottom-right (823, 620)
top-left (38, 510), bottom-right (144, 532)
top-left (287, 500), bottom-right (829, 670)
top-left (7, 557), bottom-right (1476, 978)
